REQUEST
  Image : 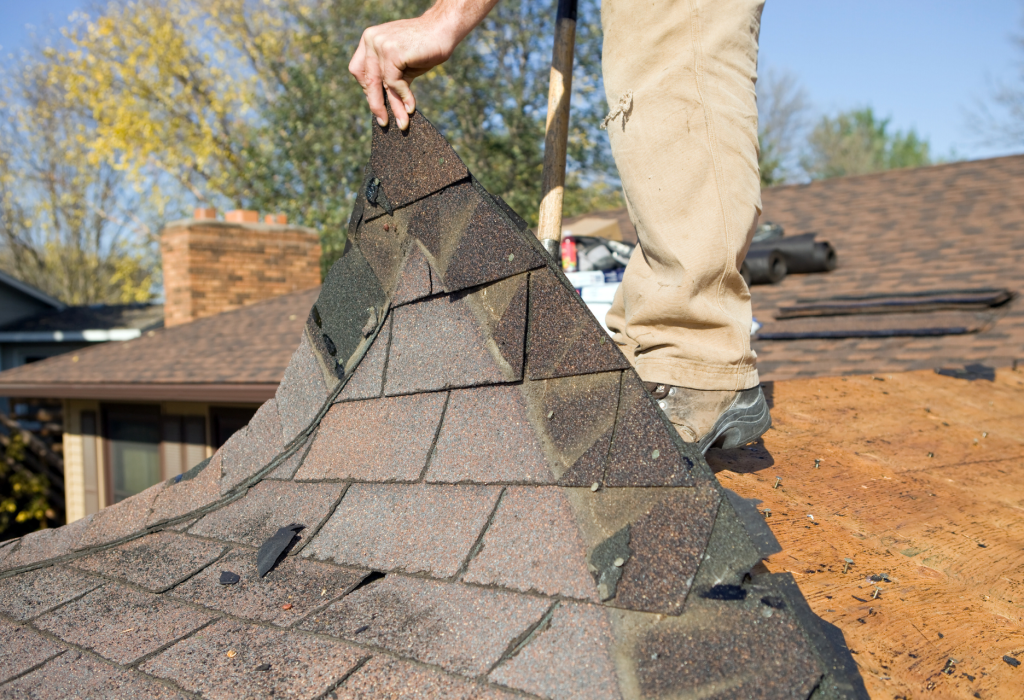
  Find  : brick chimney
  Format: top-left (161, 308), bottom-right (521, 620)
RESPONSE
top-left (160, 209), bottom-right (322, 327)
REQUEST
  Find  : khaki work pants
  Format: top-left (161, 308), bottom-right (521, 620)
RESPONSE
top-left (602, 0), bottom-right (764, 391)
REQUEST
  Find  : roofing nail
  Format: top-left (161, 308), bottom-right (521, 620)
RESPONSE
top-left (927, 452), bottom-right (934, 458)
top-left (773, 476), bottom-right (781, 489)
top-left (843, 558), bottom-right (853, 574)
top-left (872, 587), bottom-right (881, 599)
top-left (814, 459), bottom-right (820, 469)
top-left (763, 508), bottom-right (771, 518)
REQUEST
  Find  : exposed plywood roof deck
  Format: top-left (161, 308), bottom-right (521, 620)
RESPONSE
top-left (709, 367), bottom-right (1024, 698)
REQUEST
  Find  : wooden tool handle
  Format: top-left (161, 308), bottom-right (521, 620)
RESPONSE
top-left (536, 0), bottom-right (578, 257)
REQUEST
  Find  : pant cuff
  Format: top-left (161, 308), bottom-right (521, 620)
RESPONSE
top-left (635, 357), bottom-right (760, 391)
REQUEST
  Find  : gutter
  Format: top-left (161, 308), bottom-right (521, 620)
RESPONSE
top-left (0, 382), bottom-right (277, 403)
top-left (0, 329), bottom-right (143, 342)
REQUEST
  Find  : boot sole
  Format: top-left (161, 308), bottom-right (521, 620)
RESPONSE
top-left (697, 386), bottom-right (772, 454)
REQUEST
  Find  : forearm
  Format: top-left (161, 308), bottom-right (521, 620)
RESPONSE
top-left (422, 0), bottom-right (502, 50)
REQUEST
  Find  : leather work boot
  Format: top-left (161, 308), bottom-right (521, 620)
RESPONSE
top-left (644, 383), bottom-right (772, 454)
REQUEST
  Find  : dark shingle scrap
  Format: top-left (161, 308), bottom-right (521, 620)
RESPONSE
top-left (189, 480), bottom-right (344, 549)
top-left (170, 548), bottom-right (365, 626)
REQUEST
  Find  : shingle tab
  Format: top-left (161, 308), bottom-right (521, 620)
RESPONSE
top-left (77, 482), bottom-right (166, 549)
top-left (302, 483), bottom-right (501, 577)
top-left (0, 618), bottom-right (65, 683)
top-left (392, 242), bottom-right (436, 306)
top-left (405, 180), bottom-right (546, 293)
top-left (275, 331), bottom-right (329, 443)
top-left (297, 393), bottom-right (447, 482)
top-left (0, 566), bottom-right (103, 621)
top-left (315, 245), bottom-right (387, 372)
top-left (489, 603), bottom-right (622, 700)
top-left (190, 480), bottom-right (344, 548)
top-left (533, 371), bottom-right (621, 479)
top-left (146, 450), bottom-right (223, 526)
top-left (0, 514), bottom-right (92, 572)
top-left (603, 373), bottom-right (697, 488)
top-left (527, 268), bottom-right (631, 380)
top-left (73, 532), bottom-right (225, 593)
top-left (463, 487), bottom-right (597, 600)
top-left (385, 295), bottom-right (513, 395)
top-left (336, 656), bottom-right (517, 699)
top-left (140, 618), bottom-right (367, 700)
top-left (3, 651), bottom-right (191, 699)
top-left (170, 548), bottom-right (365, 626)
top-left (634, 597), bottom-right (822, 699)
top-left (614, 486), bottom-right (721, 615)
top-left (427, 385), bottom-right (554, 484)
top-left (335, 313), bottom-right (391, 402)
top-left (367, 108), bottom-right (469, 211)
top-left (218, 398), bottom-right (284, 494)
top-left (301, 575), bottom-right (551, 676)
top-left (35, 583), bottom-right (216, 664)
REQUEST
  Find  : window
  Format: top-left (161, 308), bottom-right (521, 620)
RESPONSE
top-left (103, 405), bottom-right (161, 503)
top-left (210, 407), bottom-right (257, 448)
top-left (161, 415), bottom-right (207, 479)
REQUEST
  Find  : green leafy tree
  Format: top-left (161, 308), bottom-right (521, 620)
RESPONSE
top-left (802, 107), bottom-right (931, 180)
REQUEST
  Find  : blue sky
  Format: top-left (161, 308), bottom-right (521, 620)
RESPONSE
top-left (2, 0), bottom-right (1022, 160)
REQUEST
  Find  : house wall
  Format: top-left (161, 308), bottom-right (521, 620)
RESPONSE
top-left (63, 399), bottom-right (259, 523)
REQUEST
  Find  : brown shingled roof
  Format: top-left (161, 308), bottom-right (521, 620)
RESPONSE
top-left (0, 288), bottom-right (318, 402)
top-left (0, 107), bottom-right (863, 698)
top-left (752, 155), bottom-right (1024, 381)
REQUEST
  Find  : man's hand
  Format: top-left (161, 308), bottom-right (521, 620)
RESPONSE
top-left (349, 0), bottom-right (500, 130)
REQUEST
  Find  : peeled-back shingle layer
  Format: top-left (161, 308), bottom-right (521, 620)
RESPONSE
top-left (0, 108), bottom-right (866, 700)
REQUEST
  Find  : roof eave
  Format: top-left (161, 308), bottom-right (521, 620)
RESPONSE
top-left (0, 382), bottom-right (277, 403)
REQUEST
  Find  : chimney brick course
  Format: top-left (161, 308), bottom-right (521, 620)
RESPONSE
top-left (161, 218), bottom-right (322, 327)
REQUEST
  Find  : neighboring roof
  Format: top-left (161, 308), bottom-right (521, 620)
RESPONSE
top-left (752, 155), bottom-right (1024, 381)
top-left (562, 207), bottom-right (638, 245)
top-left (0, 108), bottom-right (862, 699)
top-left (0, 269), bottom-right (64, 311)
top-left (0, 290), bottom-right (316, 402)
top-left (0, 303), bottom-right (166, 343)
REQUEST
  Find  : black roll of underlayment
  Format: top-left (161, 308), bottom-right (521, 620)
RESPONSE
top-left (741, 247), bottom-right (787, 285)
top-left (755, 232), bottom-right (838, 274)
